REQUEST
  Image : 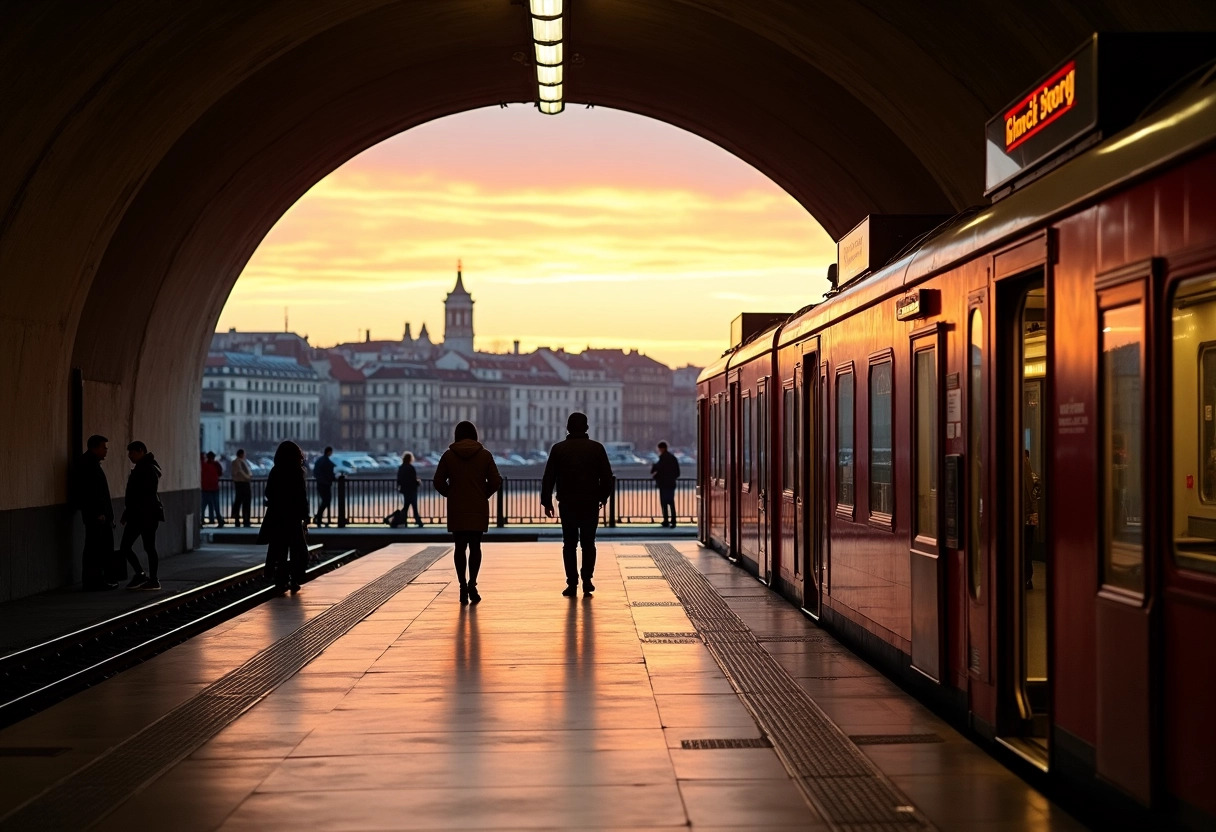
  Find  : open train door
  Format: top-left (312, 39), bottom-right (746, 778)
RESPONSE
top-left (697, 398), bottom-right (709, 542)
top-left (794, 347), bottom-right (823, 617)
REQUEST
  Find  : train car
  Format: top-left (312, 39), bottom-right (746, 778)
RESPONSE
top-left (699, 39), bottom-right (1216, 829)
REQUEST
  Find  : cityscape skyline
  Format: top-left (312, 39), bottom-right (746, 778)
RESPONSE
top-left (216, 106), bottom-right (836, 368)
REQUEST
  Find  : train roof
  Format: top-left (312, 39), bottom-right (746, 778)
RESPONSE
top-left (777, 69), bottom-right (1216, 347)
top-left (697, 321), bottom-right (784, 384)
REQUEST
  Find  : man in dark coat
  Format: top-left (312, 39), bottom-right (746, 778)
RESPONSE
top-left (541, 412), bottom-right (615, 596)
top-left (71, 434), bottom-right (116, 590)
top-left (396, 452), bottom-right (423, 527)
top-left (264, 440), bottom-right (311, 592)
top-left (313, 446), bottom-right (336, 526)
top-left (120, 441), bottom-right (164, 590)
top-left (651, 441), bottom-right (682, 527)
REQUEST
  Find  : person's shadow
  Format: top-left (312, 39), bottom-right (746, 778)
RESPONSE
top-left (563, 593), bottom-right (596, 733)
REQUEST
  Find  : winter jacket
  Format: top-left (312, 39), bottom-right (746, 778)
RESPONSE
top-left (433, 439), bottom-right (502, 533)
top-left (123, 454), bottom-right (164, 525)
top-left (541, 433), bottom-right (615, 508)
top-left (71, 451), bottom-right (113, 523)
top-left (261, 463), bottom-right (310, 543)
top-left (231, 457), bottom-right (253, 483)
top-left (397, 462), bottom-right (420, 497)
top-left (201, 459), bottom-right (222, 492)
top-left (651, 452), bottom-right (681, 488)
top-left (313, 455), bottom-right (336, 486)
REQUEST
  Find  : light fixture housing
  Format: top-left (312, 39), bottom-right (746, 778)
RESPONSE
top-left (529, 0), bottom-right (565, 114)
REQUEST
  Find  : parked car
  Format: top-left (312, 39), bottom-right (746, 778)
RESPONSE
top-left (507, 454), bottom-right (529, 466)
top-left (376, 455), bottom-right (402, 469)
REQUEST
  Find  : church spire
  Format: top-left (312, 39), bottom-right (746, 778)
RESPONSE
top-left (443, 260), bottom-right (474, 355)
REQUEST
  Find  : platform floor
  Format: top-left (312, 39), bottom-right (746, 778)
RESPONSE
top-left (0, 542), bottom-right (1087, 831)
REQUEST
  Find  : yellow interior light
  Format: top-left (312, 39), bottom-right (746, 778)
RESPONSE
top-left (532, 16), bottom-right (562, 43)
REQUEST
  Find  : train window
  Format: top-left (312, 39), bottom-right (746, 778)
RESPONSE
top-left (783, 385), bottom-right (796, 495)
top-left (1101, 302), bottom-right (1145, 594)
top-left (914, 347), bottom-right (938, 539)
top-left (1172, 274), bottom-right (1216, 575)
top-left (742, 395), bottom-right (753, 486)
top-left (969, 306), bottom-right (984, 599)
top-left (836, 370), bottom-right (855, 510)
top-left (869, 359), bottom-right (894, 520)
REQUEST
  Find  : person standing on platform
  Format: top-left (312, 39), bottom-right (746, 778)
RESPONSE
top-left (262, 441), bottom-right (310, 592)
top-left (433, 422), bottom-right (502, 605)
top-left (71, 434), bottom-right (117, 591)
top-left (313, 446), bottom-right (336, 527)
top-left (120, 441), bottom-right (164, 590)
top-left (397, 452), bottom-right (423, 527)
top-left (231, 448), bottom-right (253, 528)
top-left (650, 441), bottom-right (681, 528)
top-left (541, 412), bottom-right (615, 597)
top-left (200, 451), bottom-right (224, 527)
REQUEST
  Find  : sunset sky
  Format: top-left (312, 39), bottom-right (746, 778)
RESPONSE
top-left (217, 106), bottom-right (835, 369)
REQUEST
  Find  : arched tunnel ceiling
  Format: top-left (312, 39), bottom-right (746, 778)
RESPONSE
top-left (0, 0), bottom-right (1214, 509)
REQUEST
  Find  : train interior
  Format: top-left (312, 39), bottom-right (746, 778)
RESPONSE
top-left (1172, 272), bottom-right (1216, 574)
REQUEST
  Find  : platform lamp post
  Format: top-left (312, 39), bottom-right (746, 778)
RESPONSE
top-left (531, 0), bottom-right (564, 114)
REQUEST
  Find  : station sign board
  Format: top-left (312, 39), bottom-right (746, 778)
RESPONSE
top-left (836, 215), bottom-right (950, 288)
top-left (985, 33), bottom-right (1216, 198)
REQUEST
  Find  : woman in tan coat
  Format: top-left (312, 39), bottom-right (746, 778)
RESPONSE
top-left (433, 421), bottom-right (503, 604)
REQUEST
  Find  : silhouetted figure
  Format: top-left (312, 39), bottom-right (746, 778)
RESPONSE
top-left (201, 451), bottom-right (224, 527)
top-left (651, 441), bottom-right (681, 527)
top-left (397, 452), bottom-right (423, 527)
top-left (542, 412), bottom-right (615, 597)
top-left (231, 448), bottom-right (253, 528)
top-left (313, 446), bottom-right (336, 526)
top-left (71, 434), bottom-right (116, 590)
top-left (434, 422), bottom-right (502, 605)
top-left (262, 440), bottom-right (310, 592)
top-left (121, 441), bottom-right (164, 590)
top-left (1024, 450), bottom-right (1040, 590)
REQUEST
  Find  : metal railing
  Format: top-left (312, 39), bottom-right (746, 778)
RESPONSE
top-left (214, 476), bottom-right (696, 527)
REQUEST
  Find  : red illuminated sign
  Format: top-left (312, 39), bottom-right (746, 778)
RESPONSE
top-left (1004, 61), bottom-right (1077, 152)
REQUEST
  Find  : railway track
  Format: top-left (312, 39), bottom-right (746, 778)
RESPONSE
top-left (0, 545), bottom-right (362, 728)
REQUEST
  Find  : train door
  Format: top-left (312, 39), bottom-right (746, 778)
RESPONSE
top-left (757, 379), bottom-right (770, 582)
top-left (728, 377), bottom-right (741, 561)
top-left (697, 398), bottom-right (709, 542)
top-left (996, 270), bottom-right (1052, 765)
top-left (910, 326), bottom-right (945, 680)
top-left (801, 353), bottom-right (823, 617)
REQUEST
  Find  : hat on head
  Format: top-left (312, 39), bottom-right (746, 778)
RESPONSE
top-left (567, 411), bottom-right (588, 433)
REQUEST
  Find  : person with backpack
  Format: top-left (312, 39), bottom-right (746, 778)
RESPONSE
top-left (396, 452), bottom-right (423, 527)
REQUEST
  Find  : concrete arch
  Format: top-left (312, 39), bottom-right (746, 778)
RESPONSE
top-left (2, 1), bottom-right (1214, 597)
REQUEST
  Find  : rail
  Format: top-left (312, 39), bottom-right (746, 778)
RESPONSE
top-left (0, 545), bottom-right (358, 727)
top-left (215, 476), bottom-right (697, 527)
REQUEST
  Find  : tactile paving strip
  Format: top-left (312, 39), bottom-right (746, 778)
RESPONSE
top-left (681, 737), bottom-right (772, 749)
top-left (646, 544), bottom-right (933, 831)
top-left (0, 546), bottom-right (448, 831)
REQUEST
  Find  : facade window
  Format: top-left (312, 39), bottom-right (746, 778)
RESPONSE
top-left (869, 359), bottom-right (894, 519)
top-left (836, 371), bottom-right (854, 509)
top-left (914, 347), bottom-right (938, 539)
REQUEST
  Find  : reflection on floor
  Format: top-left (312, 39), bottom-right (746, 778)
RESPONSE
top-left (1026, 559), bottom-right (1047, 681)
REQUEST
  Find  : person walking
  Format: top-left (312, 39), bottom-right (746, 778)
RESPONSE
top-left (231, 448), bottom-right (254, 528)
top-left (651, 441), bottom-right (681, 527)
top-left (71, 434), bottom-right (117, 591)
top-left (120, 441), bottom-right (164, 590)
top-left (200, 451), bottom-right (224, 527)
top-left (313, 446), bottom-right (336, 526)
top-left (261, 440), bottom-right (310, 592)
top-left (541, 412), bottom-right (615, 597)
top-left (1024, 450), bottom-right (1040, 590)
top-left (397, 452), bottom-right (423, 527)
top-left (433, 422), bottom-right (502, 605)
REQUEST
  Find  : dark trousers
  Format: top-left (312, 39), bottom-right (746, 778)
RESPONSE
top-left (232, 481), bottom-right (252, 527)
top-left (120, 521), bottom-right (159, 580)
top-left (402, 493), bottom-right (422, 526)
top-left (266, 526), bottom-right (308, 585)
top-left (82, 519), bottom-right (113, 587)
top-left (453, 531), bottom-right (483, 587)
top-left (314, 484), bottom-right (332, 524)
top-left (1024, 524), bottom-right (1036, 584)
top-left (201, 490), bottom-right (223, 525)
top-left (658, 485), bottom-right (676, 525)
top-left (560, 501), bottom-right (600, 585)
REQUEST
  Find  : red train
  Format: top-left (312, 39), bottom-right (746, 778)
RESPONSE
top-left (698, 37), bottom-right (1216, 828)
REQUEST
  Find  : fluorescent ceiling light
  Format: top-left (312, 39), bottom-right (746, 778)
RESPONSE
top-left (530, 0), bottom-right (562, 16)
top-left (540, 100), bottom-right (564, 115)
top-left (532, 16), bottom-right (562, 43)
top-left (536, 64), bottom-right (563, 85)
top-left (534, 41), bottom-right (562, 66)
top-left (538, 83), bottom-right (563, 102)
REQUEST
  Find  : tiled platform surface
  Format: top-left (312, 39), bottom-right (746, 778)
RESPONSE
top-left (0, 542), bottom-right (1087, 831)
top-left (0, 544), bottom-right (272, 654)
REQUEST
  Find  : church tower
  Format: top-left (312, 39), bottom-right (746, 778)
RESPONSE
top-left (443, 260), bottom-right (475, 356)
